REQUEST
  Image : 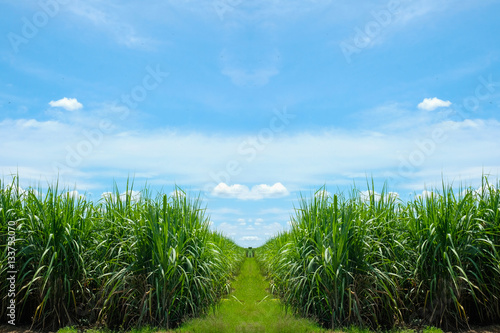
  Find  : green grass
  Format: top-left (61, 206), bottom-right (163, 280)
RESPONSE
top-left (422, 327), bottom-right (444, 333)
top-left (176, 257), bottom-right (327, 333)
top-left (56, 327), bottom-right (78, 333)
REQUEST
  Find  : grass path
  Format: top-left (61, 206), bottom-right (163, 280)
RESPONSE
top-left (175, 257), bottom-right (327, 333)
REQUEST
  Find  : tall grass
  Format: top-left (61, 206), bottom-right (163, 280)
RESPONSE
top-left (257, 177), bottom-right (500, 330)
top-left (0, 178), bottom-right (244, 330)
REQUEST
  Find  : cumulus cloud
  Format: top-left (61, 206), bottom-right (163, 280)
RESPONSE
top-left (64, 190), bottom-right (84, 199)
top-left (472, 185), bottom-right (497, 198)
top-left (315, 189), bottom-right (331, 198)
top-left (4, 185), bottom-right (39, 198)
top-left (101, 192), bottom-right (113, 200)
top-left (212, 182), bottom-right (289, 200)
top-left (101, 190), bottom-right (141, 202)
top-left (49, 97), bottom-right (83, 111)
top-left (360, 190), bottom-right (399, 201)
top-left (388, 192), bottom-right (399, 199)
top-left (169, 189), bottom-right (186, 198)
top-left (417, 190), bottom-right (435, 199)
top-left (360, 190), bottom-right (381, 201)
top-left (459, 186), bottom-right (496, 198)
top-left (417, 97), bottom-right (451, 111)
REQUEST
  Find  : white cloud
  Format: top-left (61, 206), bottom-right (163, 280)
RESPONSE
top-left (1, 115), bottom-right (499, 197)
top-left (49, 97), bottom-right (83, 111)
top-left (217, 222), bottom-right (238, 231)
top-left (388, 192), bottom-right (399, 200)
top-left (212, 183), bottom-right (248, 198)
top-left (66, 2), bottom-right (156, 49)
top-left (222, 68), bottom-right (279, 87)
top-left (473, 184), bottom-right (497, 198)
top-left (64, 190), bottom-right (84, 199)
top-left (417, 190), bottom-right (435, 199)
top-left (240, 236), bottom-right (261, 241)
top-left (417, 97), bottom-right (451, 111)
top-left (212, 182), bottom-right (289, 200)
top-left (359, 190), bottom-right (399, 202)
top-left (360, 190), bottom-right (381, 201)
top-left (121, 190), bottom-right (141, 201)
top-left (4, 185), bottom-right (26, 197)
top-left (4, 185), bottom-right (40, 198)
top-left (220, 49), bottom-right (281, 87)
top-left (315, 189), bottom-right (331, 198)
top-left (262, 222), bottom-right (285, 237)
top-left (169, 189), bottom-right (186, 198)
top-left (460, 186), bottom-right (495, 198)
top-left (101, 192), bottom-right (113, 200)
top-left (213, 217), bottom-right (287, 247)
top-left (259, 208), bottom-right (290, 215)
top-left (442, 119), bottom-right (483, 130)
top-left (208, 208), bottom-right (242, 215)
top-left (101, 190), bottom-right (141, 202)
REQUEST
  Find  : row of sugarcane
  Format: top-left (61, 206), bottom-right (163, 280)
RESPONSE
top-left (257, 177), bottom-right (500, 331)
top-left (0, 178), bottom-right (244, 330)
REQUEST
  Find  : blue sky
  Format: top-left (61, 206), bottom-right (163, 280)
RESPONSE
top-left (1, 0), bottom-right (500, 247)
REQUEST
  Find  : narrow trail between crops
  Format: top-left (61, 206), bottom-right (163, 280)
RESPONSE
top-left (176, 257), bottom-right (326, 333)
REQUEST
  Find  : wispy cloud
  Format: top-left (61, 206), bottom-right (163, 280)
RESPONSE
top-left (240, 236), bottom-right (261, 241)
top-left (259, 208), bottom-right (290, 215)
top-left (221, 68), bottom-right (279, 86)
top-left (2, 113), bottom-right (499, 193)
top-left (212, 182), bottom-right (289, 200)
top-left (219, 49), bottom-right (281, 87)
top-left (66, 1), bottom-right (156, 49)
top-left (207, 207), bottom-right (242, 215)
